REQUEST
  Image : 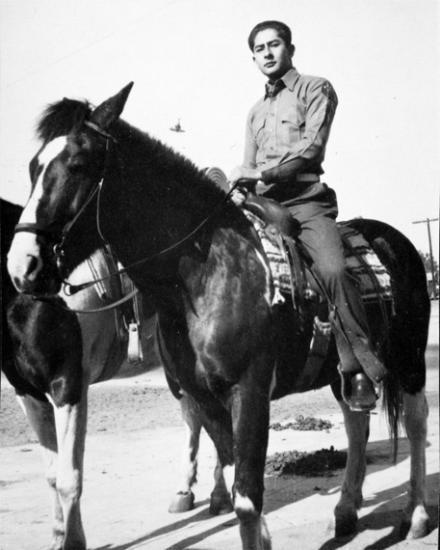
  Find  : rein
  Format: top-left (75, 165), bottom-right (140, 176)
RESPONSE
top-left (35, 287), bottom-right (140, 315)
top-left (14, 120), bottom-right (241, 313)
top-left (66, 181), bottom-right (239, 295)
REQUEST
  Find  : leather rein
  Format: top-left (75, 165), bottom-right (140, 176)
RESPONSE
top-left (14, 120), bottom-right (239, 314)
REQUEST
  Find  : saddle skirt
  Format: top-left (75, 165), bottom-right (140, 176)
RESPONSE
top-left (244, 209), bottom-right (393, 307)
top-left (82, 247), bottom-right (144, 363)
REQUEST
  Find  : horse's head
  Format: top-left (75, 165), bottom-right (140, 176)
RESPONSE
top-left (7, 83), bottom-right (133, 295)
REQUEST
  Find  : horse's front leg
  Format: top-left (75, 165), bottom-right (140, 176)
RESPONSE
top-left (230, 372), bottom-right (272, 550)
top-left (51, 387), bottom-right (88, 550)
top-left (17, 394), bottom-right (64, 550)
top-left (209, 455), bottom-right (234, 515)
top-left (402, 389), bottom-right (430, 538)
top-left (169, 393), bottom-right (202, 512)
top-left (333, 382), bottom-right (370, 538)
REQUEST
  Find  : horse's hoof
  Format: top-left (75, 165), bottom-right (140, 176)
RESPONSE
top-left (168, 490), bottom-right (195, 513)
top-left (405, 506), bottom-right (430, 539)
top-left (334, 507), bottom-right (358, 538)
top-left (209, 491), bottom-right (233, 515)
top-left (407, 523), bottom-right (430, 540)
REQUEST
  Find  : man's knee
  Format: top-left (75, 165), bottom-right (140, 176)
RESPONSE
top-left (315, 257), bottom-right (346, 285)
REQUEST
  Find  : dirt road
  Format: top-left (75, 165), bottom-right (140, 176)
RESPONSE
top-left (1, 303), bottom-right (438, 549)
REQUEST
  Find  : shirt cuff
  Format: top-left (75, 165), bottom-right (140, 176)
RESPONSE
top-left (261, 157), bottom-right (308, 183)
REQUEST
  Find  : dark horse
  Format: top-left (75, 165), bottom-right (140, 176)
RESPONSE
top-left (3, 197), bottom-right (215, 548)
top-left (2, 198), bottom-right (201, 548)
top-left (7, 84), bottom-right (431, 550)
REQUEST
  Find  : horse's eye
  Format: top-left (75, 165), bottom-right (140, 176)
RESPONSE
top-left (68, 159), bottom-right (84, 174)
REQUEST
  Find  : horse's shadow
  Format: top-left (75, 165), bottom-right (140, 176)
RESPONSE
top-left (317, 473), bottom-right (439, 550)
top-left (92, 500), bottom-right (237, 550)
top-left (93, 437), bottom-right (438, 550)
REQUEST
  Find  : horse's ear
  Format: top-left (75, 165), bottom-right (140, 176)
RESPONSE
top-left (90, 82), bottom-right (134, 129)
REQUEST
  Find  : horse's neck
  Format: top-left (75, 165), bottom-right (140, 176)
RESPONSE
top-left (64, 215), bottom-right (103, 275)
top-left (101, 128), bottom-right (253, 304)
top-left (103, 146), bottom-right (219, 267)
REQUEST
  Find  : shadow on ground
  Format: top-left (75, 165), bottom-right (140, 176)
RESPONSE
top-left (93, 437), bottom-right (438, 550)
top-left (317, 474), bottom-right (438, 550)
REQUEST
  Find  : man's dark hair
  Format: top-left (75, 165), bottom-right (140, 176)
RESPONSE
top-left (248, 20), bottom-right (292, 51)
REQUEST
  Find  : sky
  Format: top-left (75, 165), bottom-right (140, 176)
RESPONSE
top-left (0, 0), bottom-right (439, 258)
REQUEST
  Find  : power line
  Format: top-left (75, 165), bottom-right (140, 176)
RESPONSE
top-left (412, 217), bottom-right (439, 298)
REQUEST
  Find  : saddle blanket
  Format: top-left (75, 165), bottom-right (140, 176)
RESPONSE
top-left (245, 210), bottom-right (393, 305)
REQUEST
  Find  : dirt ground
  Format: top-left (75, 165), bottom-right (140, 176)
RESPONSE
top-left (0, 303), bottom-right (438, 550)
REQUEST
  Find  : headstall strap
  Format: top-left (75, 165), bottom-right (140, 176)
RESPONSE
top-left (14, 223), bottom-right (57, 239)
top-left (21, 130), bottom-right (238, 315)
top-left (84, 120), bottom-right (118, 143)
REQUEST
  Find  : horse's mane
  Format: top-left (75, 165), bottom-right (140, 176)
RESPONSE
top-left (108, 119), bottom-right (232, 213)
top-left (36, 97), bottom-right (233, 213)
top-left (36, 98), bottom-right (92, 143)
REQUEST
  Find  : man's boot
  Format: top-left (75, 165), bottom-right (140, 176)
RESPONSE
top-left (339, 369), bottom-right (378, 412)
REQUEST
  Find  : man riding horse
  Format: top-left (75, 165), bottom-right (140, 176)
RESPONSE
top-left (229, 20), bottom-right (386, 411)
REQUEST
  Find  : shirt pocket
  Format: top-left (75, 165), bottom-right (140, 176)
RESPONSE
top-left (252, 112), bottom-right (268, 148)
top-left (281, 108), bottom-right (305, 145)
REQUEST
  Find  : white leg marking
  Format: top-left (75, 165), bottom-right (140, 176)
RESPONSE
top-left (52, 391), bottom-right (88, 548)
top-left (235, 491), bottom-right (256, 514)
top-left (176, 395), bottom-right (201, 493)
top-left (236, 491), bottom-right (271, 549)
top-left (208, 458), bottom-right (234, 515)
top-left (17, 395), bottom-right (64, 547)
top-left (169, 395), bottom-right (202, 512)
top-left (402, 390), bottom-right (430, 538)
top-left (222, 465), bottom-right (235, 495)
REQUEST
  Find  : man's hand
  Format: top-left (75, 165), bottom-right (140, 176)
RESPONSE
top-left (230, 187), bottom-right (247, 206)
top-left (228, 166), bottom-right (270, 204)
top-left (228, 165), bottom-right (262, 186)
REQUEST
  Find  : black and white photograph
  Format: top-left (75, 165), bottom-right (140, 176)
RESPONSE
top-left (1, 1), bottom-right (438, 549)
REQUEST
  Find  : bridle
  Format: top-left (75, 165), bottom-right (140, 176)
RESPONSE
top-left (13, 119), bottom-right (240, 312)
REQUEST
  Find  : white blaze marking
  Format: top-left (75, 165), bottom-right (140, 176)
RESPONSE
top-left (20, 136), bottom-right (67, 224)
top-left (7, 137), bottom-right (67, 284)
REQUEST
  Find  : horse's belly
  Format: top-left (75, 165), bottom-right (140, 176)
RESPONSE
top-left (78, 311), bottom-right (125, 383)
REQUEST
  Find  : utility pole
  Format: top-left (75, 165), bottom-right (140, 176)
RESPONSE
top-left (412, 217), bottom-right (439, 297)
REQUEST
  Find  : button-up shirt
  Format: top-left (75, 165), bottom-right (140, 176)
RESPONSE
top-left (243, 67), bottom-right (338, 200)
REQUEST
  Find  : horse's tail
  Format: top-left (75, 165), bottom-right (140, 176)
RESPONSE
top-left (382, 369), bottom-right (402, 463)
top-left (347, 217), bottom-right (431, 463)
top-left (382, 245), bottom-right (430, 463)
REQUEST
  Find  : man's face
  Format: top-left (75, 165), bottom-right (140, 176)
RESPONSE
top-left (252, 28), bottom-right (293, 80)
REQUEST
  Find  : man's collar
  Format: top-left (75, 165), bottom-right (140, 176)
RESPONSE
top-left (264, 67), bottom-right (300, 99)
top-left (280, 67), bottom-right (300, 91)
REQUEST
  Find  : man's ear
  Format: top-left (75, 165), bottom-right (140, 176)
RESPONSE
top-left (289, 44), bottom-right (295, 58)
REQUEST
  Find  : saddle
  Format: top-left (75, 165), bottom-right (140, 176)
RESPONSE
top-left (242, 194), bottom-right (394, 389)
top-left (85, 247), bottom-right (144, 363)
top-left (243, 194), bottom-right (393, 313)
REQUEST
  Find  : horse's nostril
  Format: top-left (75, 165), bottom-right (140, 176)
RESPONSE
top-left (13, 276), bottom-right (24, 291)
top-left (25, 254), bottom-right (43, 281)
